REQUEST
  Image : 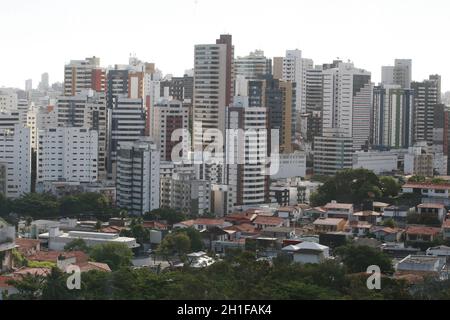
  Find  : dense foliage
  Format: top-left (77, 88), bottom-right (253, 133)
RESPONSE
top-left (0, 192), bottom-right (116, 220)
top-left (310, 169), bottom-right (402, 206)
top-left (6, 250), bottom-right (444, 300)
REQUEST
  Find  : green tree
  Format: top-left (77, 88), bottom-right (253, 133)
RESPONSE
top-left (310, 169), bottom-right (383, 206)
top-left (382, 218), bottom-right (396, 228)
top-left (64, 239), bottom-right (89, 253)
top-left (6, 274), bottom-right (45, 300)
top-left (175, 228), bottom-right (203, 252)
top-left (90, 243), bottom-right (133, 271)
top-left (145, 208), bottom-right (186, 225)
top-left (157, 232), bottom-right (191, 265)
top-left (380, 176), bottom-right (401, 198)
top-left (12, 193), bottom-right (59, 218)
top-left (335, 245), bottom-right (394, 274)
top-left (42, 267), bottom-right (75, 300)
top-left (120, 218), bottom-right (150, 246)
top-left (408, 176), bottom-right (426, 183)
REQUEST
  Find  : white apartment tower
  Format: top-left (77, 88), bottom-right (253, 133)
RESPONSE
top-left (322, 62), bottom-right (373, 150)
top-left (225, 96), bottom-right (268, 206)
top-left (0, 125), bottom-right (31, 198)
top-left (274, 50), bottom-right (314, 134)
top-left (116, 138), bottom-right (160, 215)
top-left (37, 128), bottom-right (98, 185)
top-left (193, 34), bottom-right (234, 184)
top-left (57, 91), bottom-right (107, 179)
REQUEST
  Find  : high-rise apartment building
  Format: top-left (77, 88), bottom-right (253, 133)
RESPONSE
top-left (160, 75), bottom-right (194, 102)
top-left (381, 59), bottom-right (412, 89)
top-left (273, 50), bottom-right (313, 134)
top-left (372, 85), bottom-right (414, 148)
top-left (193, 34), bottom-right (234, 183)
top-left (313, 129), bottom-right (354, 176)
top-left (56, 91), bottom-right (107, 179)
top-left (322, 62), bottom-right (373, 150)
top-left (116, 138), bottom-right (160, 215)
top-left (107, 97), bottom-right (146, 177)
top-left (225, 96), bottom-right (269, 207)
top-left (248, 75), bottom-right (295, 154)
top-left (36, 127), bottom-right (98, 186)
top-left (411, 78), bottom-right (439, 144)
top-left (0, 125), bottom-right (31, 198)
top-left (64, 57), bottom-right (105, 96)
top-left (151, 99), bottom-right (190, 162)
top-left (235, 50), bottom-right (272, 81)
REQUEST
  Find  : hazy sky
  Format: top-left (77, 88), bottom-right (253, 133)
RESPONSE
top-left (1, 0), bottom-right (449, 91)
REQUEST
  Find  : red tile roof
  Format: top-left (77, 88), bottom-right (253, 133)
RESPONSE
top-left (100, 226), bottom-right (128, 234)
top-left (225, 223), bottom-right (258, 234)
top-left (406, 226), bottom-right (442, 236)
top-left (13, 268), bottom-right (51, 277)
top-left (142, 221), bottom-right (168, 230)
top-left (0, 276), bottom-right (14, 288)
top-left (28, 251), bottom-right (89, 264)
top-left (193, 218), bottom-right (227, 226)
top-left (253, 216), bottom-right (284, 226)
top-left (15, 238), bottom-right (40, 249)
top-left (324, 203), bottom-right (353, 210)
top-left (77, 262), bottom-right (111, 273)
top-left (403, 183), bottom-right (450, 190)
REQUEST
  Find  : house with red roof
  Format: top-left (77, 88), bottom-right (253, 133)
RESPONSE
top-left (406, 226), bottom-right (442, 243)
top-left (443, 219), bottom-right (450, 240)
top-left (253, 216), bottom-right (285, 230)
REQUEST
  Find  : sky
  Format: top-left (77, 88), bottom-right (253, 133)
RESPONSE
top-left (1, 0), bottom-right (449, 91)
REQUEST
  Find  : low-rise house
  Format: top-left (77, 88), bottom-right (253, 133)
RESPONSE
top-left (353, 211), bottom-right (382, 225)
top-left (417, 203), bottom-right (446, 222)
top-left (383, 206), bottom-right (412, 224)
top-left (402, 182), bottom-right (450, 205)
top-left (201, 226), bottom-right (231, 251)
top-left (373, 202), bottom-right (390, 213)
top-left (0, 218), bottom-right (16, 272)
top-left (39, 227), bottom-right (139, 251)
top-left (381, 243), bottom-right (421, 259)
top-left (426, 245), bottom-right (450, 258)
top-left (370, 227), bottom-right (404, 242)
top-left (211, 238), bottom-right (246, 255)
top-left (28, 250), bottom-right (88, 265)
top-left (173, 218), bottom-right (232, 231)
top-left (223, 224), bottom-right (260, 240)
top-left (261, 227), bottom-right (297, 239)
top-left (0, 276), bottom-right (18, 300)
top-left (275, 207), bottom-right (302, 221)
top-left (405, 226), bottom-right (442, 243)
top-left (313, 218), bottom-right (346, 233)
top-left (225, 211), bottom-right (258, 225)
top-left (396, 255), bottom-right (447, 280)
top-left (282, 242), bottom-right (330, 264)
top-left (443, 219), bottom-right (450, 240)
top-left (253, 216), bottom-right (286, 229)
top-left (15, 238), bottom-right (41, 256)
top-left (324, 202), bottom-right (353, 219)
top-left (245, 237), bottom-right (280, 258)
top-left (348, 221), bottom-right (372, 237)
top-left (186, 251), bottom-right (216, 268)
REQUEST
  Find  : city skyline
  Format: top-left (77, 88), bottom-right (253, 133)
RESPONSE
top-left (1, 0), bottom-right (450, 91)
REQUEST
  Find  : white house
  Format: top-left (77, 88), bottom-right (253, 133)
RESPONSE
top-left (282, 242), bottom-right (330, 264)
top-left (39, 227), bottom-right (139, 251)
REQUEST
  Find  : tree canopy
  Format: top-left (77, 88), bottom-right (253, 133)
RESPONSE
top-left (310, 169), bottom-right (398, 206)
